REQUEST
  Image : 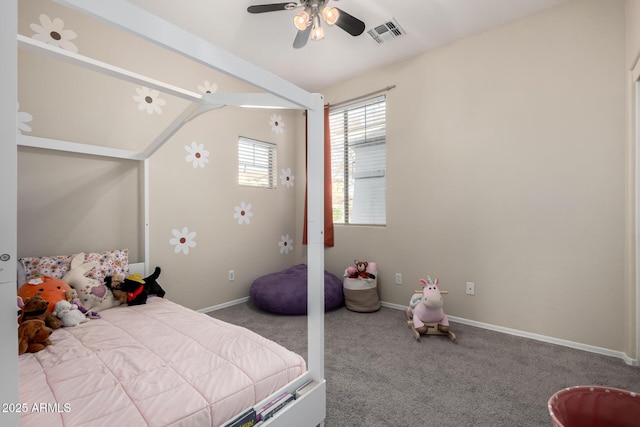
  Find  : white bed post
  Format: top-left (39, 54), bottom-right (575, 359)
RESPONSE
top-left (306, 95), bottom-right (326, 383)
top-left (0, 1), bottom-right (20, 426)
top-left (144, 158), bottom-right (150, 275)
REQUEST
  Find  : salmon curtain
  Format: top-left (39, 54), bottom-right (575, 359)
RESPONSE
top-left (303, 104), bottom-right (334, 247)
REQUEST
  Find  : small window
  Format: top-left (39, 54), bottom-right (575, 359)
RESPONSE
top-left (238, 137), bottom-right (276, 188)
top-left (330, 95), bottom-right (387, 225)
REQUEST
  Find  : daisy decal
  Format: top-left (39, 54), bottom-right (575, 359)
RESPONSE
top-left (133, 86), bottom-right (166, 114)
top-left (185, 141), bottom-right (209, 168)
top-left (233, 202), bottom-right (253, 225)
top-left (280, 168), bottom-right (295, 188)
top-left (169, 227), bottom-right (197, 255)
top-left (17, 103), bottom-right (33, 134)
top-left (270, 114), bottom-right (285, 134)
top-left (279, 234), bottom-right (293, 254)
top-left (197, 80), bottom-right (218, 94)
top-left (30, 14), bottom-right (78, 53)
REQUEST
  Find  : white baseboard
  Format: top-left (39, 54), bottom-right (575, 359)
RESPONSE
top-left (380, 301), bottom-right (638, 366)
top-left (197, 296), bottom-right (250, 314)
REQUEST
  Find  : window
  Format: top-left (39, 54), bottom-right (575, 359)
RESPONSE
top-left (330, 95), bottom-right (386, 225)
top-left (238, 137), bottom-right (276, 188)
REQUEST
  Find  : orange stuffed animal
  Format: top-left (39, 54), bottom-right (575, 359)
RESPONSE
top-left (17, 275), bottom-right (71, 314)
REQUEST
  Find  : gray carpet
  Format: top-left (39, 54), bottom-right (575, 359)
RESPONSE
top-left (208, 303), bottom-right (640, 427)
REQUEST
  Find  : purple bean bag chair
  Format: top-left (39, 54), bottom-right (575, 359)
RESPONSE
top-left (250, 264), bottom-right (344, 315)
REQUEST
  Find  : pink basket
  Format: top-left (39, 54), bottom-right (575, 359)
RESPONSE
top-left (548, 386), bottom-right (640, 427)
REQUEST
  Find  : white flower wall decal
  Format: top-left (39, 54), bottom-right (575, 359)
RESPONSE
top-left (17, 103), bottom-right (33, 134)
top-left (280, 168), bottom-right (294, 188)
top-left (270, 114), bottom-right (284, 134)
top-left (133, 86), bottom-right (166, 114)
top-left (185, 141), bottom-right (209, 168)
top-left (198, 80), bottom-right (218, 94)
top-left (30, 14), bottom-right (78, 53)
top-left (169, 227), bottom-right (197, 255)
top-left (279, 234), bottom-right (293, 254)
top-left (233, 202), bottom-right (253, 225)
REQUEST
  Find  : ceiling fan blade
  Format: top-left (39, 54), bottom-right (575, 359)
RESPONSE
top-left (293, 25), bottom-right (312, 49)
top-left (334, 7), bottom-right (365, 36)
top-left (247, 3), bottom-right (292, 13)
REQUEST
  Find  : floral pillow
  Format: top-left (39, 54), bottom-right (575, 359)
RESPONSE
top-left (19, 249), bottom-right (129, 284)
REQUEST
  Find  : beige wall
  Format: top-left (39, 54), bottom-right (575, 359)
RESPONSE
top-left (310, 0), bottom-right (629, 353)
top-left (627, 0), bottom-right (640, 68)
top-left (17, 0), bottom-right (300, 310)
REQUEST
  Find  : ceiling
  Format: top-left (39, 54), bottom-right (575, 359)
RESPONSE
top-left (127, 0), bottom-right (571, 92)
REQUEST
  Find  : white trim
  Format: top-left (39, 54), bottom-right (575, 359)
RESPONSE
top-left (633, 56), bottom-right (640, 367)
top-left (0, 1), bottom-right (20, 425)
top-left (306, 95), bottom-right (326, 382)
top-left (18, 134), bottom-right (145, 161)
top-left (18, 34), bottom-right (202, 103)
top-left (141, 103), bottom-right (204, 160)
top-left (380, 301), bottom-right (638, 366)
top-left (197, 296), bottom-right (250, 314)
top-left (202, 92), bottom-right (303, 110)
top-left (143, 159), bottom-right (150, 276)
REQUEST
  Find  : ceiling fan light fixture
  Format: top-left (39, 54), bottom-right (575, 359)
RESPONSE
top-left (322, 6), bottom-right (339, 26)
top-left (293, 10), bottom-right (310, 31)
top-left (311, 25), bottom-right (324, 40)
top-left (311, 14), bottom-right (324, 40)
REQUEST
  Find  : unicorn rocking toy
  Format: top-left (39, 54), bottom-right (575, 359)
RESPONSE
top-left (405, 277), bottom-right (456, 342)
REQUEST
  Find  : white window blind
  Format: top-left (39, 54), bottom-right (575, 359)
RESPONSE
top-left (330, 95), bottom-right (386, 225)
top-left (238, 137), bottom-right (276, 188)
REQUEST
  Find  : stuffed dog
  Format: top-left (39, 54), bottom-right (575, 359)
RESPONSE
top-left (18, 319), bottom-right (53, 355)
top-left (105, 267), bottom-right (165, 306)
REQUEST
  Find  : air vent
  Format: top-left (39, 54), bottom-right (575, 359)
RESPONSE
top-left (367, 18), bottom-right (404, 44)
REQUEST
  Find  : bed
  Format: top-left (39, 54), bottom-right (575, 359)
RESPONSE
top-left (4, 0), bottom-right (328, 426)
top-left (19, 295), bottom-right (306, 427)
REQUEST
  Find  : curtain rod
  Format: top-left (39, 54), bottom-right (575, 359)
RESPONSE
top-left (329, 85), bottom-right (396, 109)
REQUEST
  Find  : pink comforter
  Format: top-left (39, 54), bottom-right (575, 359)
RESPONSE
top-left (19, 297), bottom-right (306, 427)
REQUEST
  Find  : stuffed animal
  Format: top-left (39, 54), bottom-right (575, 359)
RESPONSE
top-left (17, 275), bottom-right (71, 314)
top-left (405, 277), bottom-right (455, 341)
top-left (65, 289), bottom-right (101, 319)
top-left (105, 266), bottom-right (165, 306)
top-left (18, 319), bottom-right (53, 355)
top-left (344, 265), bottom-right (358, 278)
top-left (105, 272), bottom-right (146, 305)
top-left (354, 260), bottom-right (376, 279)
top-left (104, 278), bottom-right (128, 305)
top-left (144, 267), bottom-right (166, 298)
top-left (20, 292), bottom-right (63, 330)
top-left (53, 300), bottom-right (89, 327)
top-left (62, 253), bottom-right (120, 312)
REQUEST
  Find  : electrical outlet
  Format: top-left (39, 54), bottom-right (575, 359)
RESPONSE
top-left (395, 273), bottom-right (402, 285)
top-left (466, 282), bottom-right (475, 295)
top-left (228, 270), bottom-right (235, 281)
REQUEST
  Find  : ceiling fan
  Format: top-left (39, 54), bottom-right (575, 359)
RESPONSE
top-left (247, 0), bottom-right (365, 49)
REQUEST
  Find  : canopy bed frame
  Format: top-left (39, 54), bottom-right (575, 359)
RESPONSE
top-left (2, 0), bottom-right (326, 426)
